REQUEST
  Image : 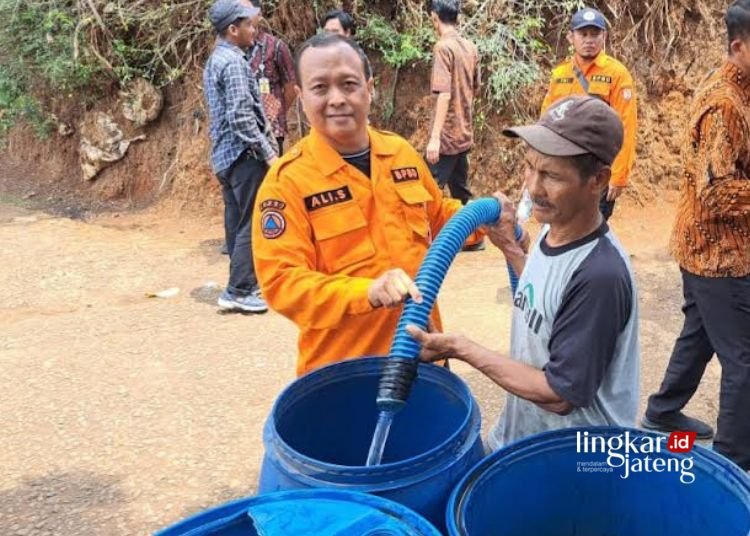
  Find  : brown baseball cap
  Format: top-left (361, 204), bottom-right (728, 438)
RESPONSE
top-left (503, 96), bottom-right (624, 165)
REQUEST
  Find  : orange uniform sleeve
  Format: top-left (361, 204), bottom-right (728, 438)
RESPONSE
top-left (609, 70), bottom-right (637, 187)
top-left (694, 106), bottom-right (750, 217)
top-left (252, 174), bottom-right (375, 331)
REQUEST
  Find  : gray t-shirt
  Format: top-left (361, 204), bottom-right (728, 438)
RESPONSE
top-left (488, 222), bottom-right (640, 450)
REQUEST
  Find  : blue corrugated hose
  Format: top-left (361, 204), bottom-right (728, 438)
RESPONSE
top-left (375, 198), bottom-right (522, 412)
top-left (389, 197), bottom-right (521, 360)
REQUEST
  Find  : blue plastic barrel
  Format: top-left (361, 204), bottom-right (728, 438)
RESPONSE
top-left (155, 489), bottom-right (441, 535)
top-left (447, 427), bottom-right (750, 536)
top-left (258, 357), bottom-right (484, 532)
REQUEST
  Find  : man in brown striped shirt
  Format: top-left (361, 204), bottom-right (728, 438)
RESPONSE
top-left (643, 0), bottom-right (750, 472)
top-left (426, 0), bottom-right (480, 210)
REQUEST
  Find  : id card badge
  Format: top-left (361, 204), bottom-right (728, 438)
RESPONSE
top-left (259, 77), bottom-right (271, 95)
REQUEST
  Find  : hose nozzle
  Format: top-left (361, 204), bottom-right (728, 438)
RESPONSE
top-left (375, 357), bottom-right (419, 413)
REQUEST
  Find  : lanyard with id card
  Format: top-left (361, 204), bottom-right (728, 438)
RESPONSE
top-left (252, 40), bottom-right (271, 95)
top-left (258, 63), bottom-right (271, 95)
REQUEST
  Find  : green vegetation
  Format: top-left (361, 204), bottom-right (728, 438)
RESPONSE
top-left (357, 14), bottom-right (435, 69)
top-left (354, 0), bottom-right (584, 115)
top-left (0, 0), bottom-right (98, 138)
top-left (0, 0), bottom-right (212, 139)
top-left (2, 0), bottom-right (674, 141)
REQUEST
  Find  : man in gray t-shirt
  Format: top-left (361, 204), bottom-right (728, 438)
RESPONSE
top-left (408, 96), bottom-right (640, 448)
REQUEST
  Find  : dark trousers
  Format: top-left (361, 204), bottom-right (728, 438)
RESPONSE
top-left (646, 269), bottom-right (750, 470)
top-left (600, 188), bottom-right (616, 221)
top-left (429, 150), bottom-right (472, 205)
top-left (216, 152), bottom-right (268, 296)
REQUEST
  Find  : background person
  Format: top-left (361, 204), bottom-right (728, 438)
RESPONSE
top-left (541, 7), bottom-right (637, 220)
top-left (642, 0), bottom-right (750, 473)
top-left (322, 8), bottom-right (356, 37)
top-left (426, 0), bottom-right (481, 224)
top-left (203, 0), bottom-right (277, 312)
top-left (248, 0), bottom-right (297, 155)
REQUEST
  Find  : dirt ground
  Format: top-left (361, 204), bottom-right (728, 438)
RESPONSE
top-left (0, 188), bottom-right (722, 535)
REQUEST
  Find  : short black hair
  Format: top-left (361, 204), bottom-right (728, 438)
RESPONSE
top-left (248, 0), bottom-right (260, 7)
top-left (295, 33), bottom-right (372, 83)
top-left (430, 0), bottom-right (460, 24)
top-left (726, 0), bottom-right (750, 54)
top-left (322, 9), bottom-right (355, 35)
top-left (569, 153), bottom-right (606, 182)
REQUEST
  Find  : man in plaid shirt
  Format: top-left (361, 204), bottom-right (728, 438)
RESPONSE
top-left (204, 0), bottom-right (278, 313)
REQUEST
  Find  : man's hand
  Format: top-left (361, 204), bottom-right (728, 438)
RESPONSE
top-left (266, 155), bottom-right (278, 167)
top-left (607, 185), bottom-right (624, 202)
top-left (368, 269), bottom-right (423, 308)
top-left (484, 192), bottom-right (526, 255)
top-left (406, 324), bottom-right (463, 363)
top-left (517, 228), bottom-right (531, 253)
top-left (426, 138), bottom-right (440, 165)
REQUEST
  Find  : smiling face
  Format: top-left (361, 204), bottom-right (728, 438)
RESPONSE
top-left (296, 41), bottom-right (373, 152)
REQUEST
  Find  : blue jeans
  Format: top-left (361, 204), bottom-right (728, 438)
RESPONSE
top-left (216, 152), bottom-right (268, 296)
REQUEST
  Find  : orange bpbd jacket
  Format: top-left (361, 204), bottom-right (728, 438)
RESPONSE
top-left (541, 52), bottom-right (637, 188)
top-left (253, 127), bottom-right (471, 376)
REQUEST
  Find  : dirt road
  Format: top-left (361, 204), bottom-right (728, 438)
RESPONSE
top-left (0, 192), bottom-right (721, 534)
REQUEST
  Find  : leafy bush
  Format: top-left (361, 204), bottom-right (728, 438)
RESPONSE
top-left (0, 0), bottom-right (96, 139)
top-left (356, 0), bottom-right (584, 112)
top-left (0, 0), bottom-right (212, 138)
top-left (357, 14), bottom-right (434, 69)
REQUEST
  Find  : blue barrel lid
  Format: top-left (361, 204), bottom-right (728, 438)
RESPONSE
top-left (156, 489), bottom-right (441, 536)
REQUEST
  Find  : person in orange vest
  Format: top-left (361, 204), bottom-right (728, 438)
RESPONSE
top-left (541, 7), bottom-right (637, 220)
top-left (252, 33), bottom-right (493, 376)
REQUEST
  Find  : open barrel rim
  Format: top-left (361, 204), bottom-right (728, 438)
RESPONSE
top-left (263, 356), bottom-right (482, 488)
top-left (156, 488), bottom-right (443, 536)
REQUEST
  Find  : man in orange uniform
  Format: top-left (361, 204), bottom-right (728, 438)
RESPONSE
top-left (252, 34), bottom-right (487, 376)
top-left (541, 7), bottom-right (637, 220)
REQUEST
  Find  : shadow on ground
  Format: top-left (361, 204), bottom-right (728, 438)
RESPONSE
top-left (0, 472), bottom-right (130, 536)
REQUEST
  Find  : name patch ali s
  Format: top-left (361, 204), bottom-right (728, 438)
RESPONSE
top-left (555, 77), bottom-right (574, 84)
top-left (304, 186), bottom-right (353, 212)
top-left (391, 167), bottom-right (419, 183)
